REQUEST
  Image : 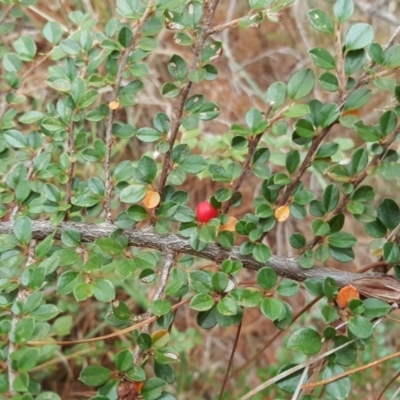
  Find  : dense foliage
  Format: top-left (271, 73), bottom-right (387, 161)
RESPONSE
top-left (1, 0), bottom-right (400, 399)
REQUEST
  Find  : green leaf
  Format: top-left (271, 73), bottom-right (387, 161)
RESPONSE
top-left (277, 279), bottom-right (299, 297)
top-left (384, 44), bottom-right (400, 67)
top-left (43, 21), bottom-right (63, 44)
top-left (287, 327), bottom-right (322, 355)
top-left (323, 277), bottom-right (338, 300)
top-left (378, 198), bottom-right (400, 230)
top-left (256, 267), bottom-right (277, 289)
top-left (320, 103), bottom-right (340, 128)
top-left (19, 111), bottom-right (45, 124)
top-left (115, 349), bottom-right (134, 372)
top-left (120, 184), bottom-right (147, 203)
top-left (79, 365), bottom-right (112, 386)
top-left (151, 299), bottom-right (172, 316)
top-left (323, 184), bottom-right (339, 212)
top-left (319, 72), bottom-right (339, 92)
top-left (92, 279), bottom-right (115, 302)
top-left (179, 155), bottom-right (207, 174)
top-left (264, 82), bottom-right (286, 110)
top-left (344, 88), bottom-right (371, 110)
top-left (252, 243), bottom-right (271, 262)
top-left (13, 35), bottom-right (37, 61)
top-left (354, 120), bottom-right (379, 141)
top-left (307, 9), bottom-right (334, 34)
top-left (348, 315), bottom-right (372, 338)
top-left (168, 54), bottom-right (187, 80)
top-left (287, 68), bottom-right (315, 100)
top-left (289, 233), bottom-right (306, 249)
top-left (285, 150), bottom-right (300, 174)
top-left (190, 293), bottom-right (215, 311)
top-left (189, 271), bottom-right (213, 294)
top-left (56, 271), bottom-right (82, 294)
top-left (328, 232), bottom-right (357, 248)
top-left (304, 278), bottom-right (323, 296)
top-left (380, 110), bottom-right (397, 136)
top-left (345, 23), bottom-right (374, 51)
top-left (275, 364), bottom-right (305, 394)
top-left (349, 148), bottom-right (368, 175)
top-left (217, 296), bottom-right (238, 316)
top-left (383, 242), bottom-right (400, 264)
top-left (13, 216), bottom-right (32, 244)
top-left (141, 377), bottom-right (166, 400)
top-left (309, 48), bottom-right (336, 69)
top-left (363, 298), bottom-right (391, 318)
top-left (260, 297), bottom-right (285, 321)
top-left (60, 39), bottom-right (81, 55)
top-left (118, 26), bottom-right (132, 47)
top-left (136, 127), bottom-right (161, 142)
top-left (14, 318), bottom-right (35, 343)
top-left (4, 129), bottom-right (27, 148)
top-left (31, 304), bottom-right (61, 321)
top-left (2, 53), bottom-right (22, 72)
top-left (333, 0), bottom-right (354, 22)
top-left (323, 364), bottom-right (351, 400)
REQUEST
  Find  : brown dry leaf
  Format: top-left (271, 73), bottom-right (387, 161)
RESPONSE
top-left (220, 216), bottom-right (238, 232)
top-left (352, 276), bottom-right (400, 303)
top-left (337, 285), bottom-right (360, 308)
top-left (274, 205), bottom-right (290, 222)
top-left (143, 190), bottom-right (160, 209)
top-left (109, 100), bottom-right (119, 110)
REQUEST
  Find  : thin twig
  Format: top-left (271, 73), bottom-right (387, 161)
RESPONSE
top-left (277, 124), bottom-right (336, 208)
top-left (307, 129), bottom-right (398, 250)
top-left (29, 297), bottom-right (190, 346)
top-left (8, 240), bottom-right (36, 394)
top-left (134, 251), bottom-right (176, 364)
top-left (103, 0), bottom-right (157, 222)
top-left (334, 20), bottom-right (346, 99)
top-left (155, 0), bottom-right (220, 204)
top-left (302, 343), bottom-right (400, 390)
top-left (0, 3), bottom-right (14, 26)
top-left (65, 116), bottom-right (76, 211)
top-left (377, 369), bottom-right (400, 400)
top-left (231, 296), bottom-right (322, 377)
top-left (222, 105), bottom-right (273, 214)
top-left (239, 318), bottom-right (382, 400)
top-left (238, 337), bottom-right (358, 400)
top-left (218, 320), bottom-right (242, 400)
top-left (291, 365), bottom-right (310, 400)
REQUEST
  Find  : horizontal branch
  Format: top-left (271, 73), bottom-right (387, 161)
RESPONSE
top-left (0, 221), bottom-right (372, 287)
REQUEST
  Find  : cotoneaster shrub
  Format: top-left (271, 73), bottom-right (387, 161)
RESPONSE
top-left (1, 0), bottom-right (400, 399)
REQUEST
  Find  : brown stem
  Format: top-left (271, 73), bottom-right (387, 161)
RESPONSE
top-left (155, 0), bottom-right (220, 204)
top-left (0, 220), bottom-right (377, 288)
top-left (334, 20), bottom-right (346, 99)
top-left (218, 320), bottom-right (242, 400)
top-left (65, 117), bottom-right (76, 212)
top-left (103, 1), bottom-right (157, 222)
top-left (277, 124), bottom-right (336, 208)
top-left (308, 129), bottom-right (398, 250)
top-left (222, 105), bottom-right (273, 214)
top-left (134, 251), bottom-right (176, 364)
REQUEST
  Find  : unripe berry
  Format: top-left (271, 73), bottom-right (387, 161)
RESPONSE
top-left (195, 201), bottom-right (218, 223)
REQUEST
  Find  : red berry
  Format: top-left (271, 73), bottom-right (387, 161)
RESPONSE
top-left (196, 201), bottom-right (218, 223)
